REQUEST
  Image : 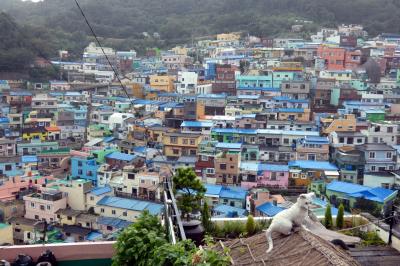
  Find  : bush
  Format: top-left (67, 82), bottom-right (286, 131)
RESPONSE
top-left (336, 204), bottom-right (344, 229)
top-left (112, 211), bottom-right (168, 266)
top-left (201, 202), bottom-right (212, 233)
top-left (246, 215), bottom-right (256, 236)
top-left (325, 204), bottom-right (333, 229)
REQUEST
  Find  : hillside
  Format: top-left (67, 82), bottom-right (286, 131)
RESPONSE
top-left (1, 0), bottom-right (400, 56)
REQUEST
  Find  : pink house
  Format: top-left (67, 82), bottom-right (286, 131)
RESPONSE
top-left (241, 163), bottom-right (289, 189)
top-left (0, 175), bottom-right (55, 201)
top-left (24, 190), bottom-right (67, 223)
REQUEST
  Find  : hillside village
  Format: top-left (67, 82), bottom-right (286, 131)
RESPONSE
top-left (0, 24), bottom-right (400, 247)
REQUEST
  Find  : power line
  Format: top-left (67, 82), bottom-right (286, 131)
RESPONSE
top-left (73, 0), bottom-right (131, 100)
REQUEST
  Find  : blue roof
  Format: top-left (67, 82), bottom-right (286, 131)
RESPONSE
top-left (301, 136), bottom-right (329, 144)
top-left (133, 146), bottom-right (147, 154)
top-left (205, 184), bottom-right (223, 196)
top-left (240, 162), bottom-right (259, 171)
top-left (103, 136), bottom-right (115, 143)
top-left (212, 128), bottom-right (257, 135)
top-left (237, 95), bottom-right (260, 99)
top-left (216, 142), bottom-right (242, 149)
top-left (288, 160), bottom-right (338, 171)
top-left (97, 196), bottom-right (163, 215)
top-left (256, 202), bottom-right (284, 217)
top-left (327, 181), bottom-right (397, 203)
top-left (273, 96), bottom-right (308, 103)
top-left (97, 217), bottom-right (132, 229)
top-left (86, 231), bottom-right (103, 241)
top-left (105, 152), bottom-right (136, 161)
top-left (219, 186), bottom-right (248, 200)
top-left (89, 186), bottom-right (112, 196)
top-left (258, 164), bottom-right (289, 172)
top-left (278, 108), bottom-right (304, 113)
top-left (10, 91), bottom-right (32, 96)
top-left (181, 121), bottom-right (213, 128)
top-left (213, 204), bottom-right (247, 218)
top-left (21, 155), bottom-right (38, 163)
top-left (0, 117), bottom-right (9, 124)
top-left (237, 87), bottom-right (280, 92)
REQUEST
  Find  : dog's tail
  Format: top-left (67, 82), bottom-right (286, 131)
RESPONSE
top-left (264, 228), bottom-right (273, 253)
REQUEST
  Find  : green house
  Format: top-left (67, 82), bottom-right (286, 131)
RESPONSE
top-left (365, 110), bottom-right (385, 122)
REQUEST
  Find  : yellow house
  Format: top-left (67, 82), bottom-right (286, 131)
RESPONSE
top-left (171, 46), bottom-right (188, 56)
top-left (321, 114), bottom-right (356, 135)
top-left (149, 74), bottom-right (175, 92)
top-left (22, 128), bottom-right (48, 141)
top-left (217, 33), bottom-right (241, 41)
top-left (0, 223), bottom-right (13, 245)
top-left (277, 108), bottom-right (311, 122)
top-left (56, 209), bottom-right (82, 226)
top-left (163, 132), bottom-right (202, 157)
top-left (58, 179), bottom-right (92, 211)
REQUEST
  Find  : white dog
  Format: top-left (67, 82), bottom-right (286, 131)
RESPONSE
top-left (265, 192), bottom-right (315, 253)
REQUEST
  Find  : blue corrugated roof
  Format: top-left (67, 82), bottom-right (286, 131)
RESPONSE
top-left (327, 181), bottom-right (397, 203)
top-left (10, 91), bottom-right (32, 96)
top-left (219, 186), bottom-right (247, 200)
top-left (86, 231), bottom-right (103, 241)
top-left (212, 128), bottom-right (257, 135)
top-left (181, 121), bottom-right (213, 128)
top-left (103, 136), bottom-right (115, 143)
top-left (97, 217), bottom-right (132, 229)
top-left (288, 160), bottom-right (338, 171)
top-left (205, 184), bottom-right (223, 196)
top-left (278, 108), bottom-right (304, 113)
top-left (256, 202), bottom-right (284, 217)
top-left (216, 142), bottom-right (242, 149)
top-left (21, 155), bottom-right (38, 163)
top-left (258, 164), bottom-right (289, 172)
top-left (97, 196), bottom-right (163, 215)
top-left (0, 117), bottom-right (9, 124)
top-left (89, 186), bottom-right (112, 196)
top-left (273, 96), bottom-right (308, 103)
top-left (105, 152), bottom-right (136, 161)
top-left (301, 136), bottom-right (329, 144)
top-left (213, 204), bottom-right (247, 217)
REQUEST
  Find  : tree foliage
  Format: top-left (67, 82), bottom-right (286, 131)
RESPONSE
top-left (2, 0), bottom-right (400, 57)
top-left (354, 197), bottom-right (382, 217)
top-left (113, 211), bottom-right (231, 266)
top-left (201, 201), bottom-right (212, 233)
top-left (324, 204), bottom-right (333, 229)
top-left (246, 215), bottom-right (256, 236)
top-left (173, 168), bottom-right (206, 221)
top-left (336, 203), bottom-right (345, 229)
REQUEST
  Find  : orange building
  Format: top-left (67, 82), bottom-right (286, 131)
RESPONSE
top-left (317, 45), bottom-right (346, 70)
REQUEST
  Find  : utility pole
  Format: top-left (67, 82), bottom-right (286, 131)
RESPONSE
top-left (388, 205), bottom-right (396, 245)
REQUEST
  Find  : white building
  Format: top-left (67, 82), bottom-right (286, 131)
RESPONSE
top-left (176, 71), bottom-right (198, 94)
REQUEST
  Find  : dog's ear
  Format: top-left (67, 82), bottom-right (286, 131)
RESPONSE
top-left (299, 194), bottom-right (306, 199)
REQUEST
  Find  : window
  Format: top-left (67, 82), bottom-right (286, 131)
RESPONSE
top-left (78, 161), bottom-right (83, 167)
top-left (40, 205), bottom-right (45, 211)
top-left (369, 152), bottom-right (375, 159)
top-left (172, 149), bottom-right (179, 155)
top-left (220, 164), bottom-right (227, 170)
top-left (283, 138), bottom-right (289, 144)
top-left (30, 202), bottom-right (35, 208)
top-left (67, 216), bottom-right (72, 221)
top-left (387, 152), bottom-right (392, 159)
top-left (371, 166), bottom-right (376, 171)
top-left (5, 164), bottom-right (12, 171)
top-left (47, 205), bottom-right (51, 210)
top-left (170, 137), bottom-right (178, 144)
top-left (100, 208), bottom-right (105, 213)
top-left (90, 196), bottom-right (94, 201)
top-left (106, 226), bottom-right (113, 231)
top-left (128, 173), bottom-right (135, 180)
top-left (387, 127), bottom-right (393, 133)
top-left (34, 215), bottom-right (39, 220)
top-left (123, 211), bottom-right (127, 217)
top-left (182, 139), bottom-right (188, 144)
top-left (190, 139), bottom-right (195, 145)
top-left (112, 210), bottom-right (116, 215)
top-left (356, 138), bottom-right (363, 143)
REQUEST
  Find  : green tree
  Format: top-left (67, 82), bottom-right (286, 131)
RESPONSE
top-left (246, 215), bottom-right (256, 236)
top-left (173, 168), bottom-right (206, 221)
top-left (336, 203), bottom-right (344, 229)
top-left (112, 211), bottom-right (167, 266)
top-left (201, 201), bottom-right (212, 233)
top-left (325, 204), bottom-right (333, 229)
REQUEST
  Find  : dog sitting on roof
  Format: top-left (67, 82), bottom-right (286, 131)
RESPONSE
top-left (265, 192), bottom-right (315, 253)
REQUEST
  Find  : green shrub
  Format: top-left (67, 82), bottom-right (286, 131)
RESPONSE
top-left (336, 204), bottom-right (344, 229)
top-left (246, 215), bottom-right (256, 236)
top-left (325, 204), bottom-right (333, 229)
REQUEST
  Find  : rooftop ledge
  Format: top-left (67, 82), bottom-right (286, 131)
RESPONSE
top-left (0, 241), bottom-right (115, 262)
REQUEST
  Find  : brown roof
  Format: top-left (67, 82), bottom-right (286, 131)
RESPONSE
top-left (213, 230), bottom-right (360, 266)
